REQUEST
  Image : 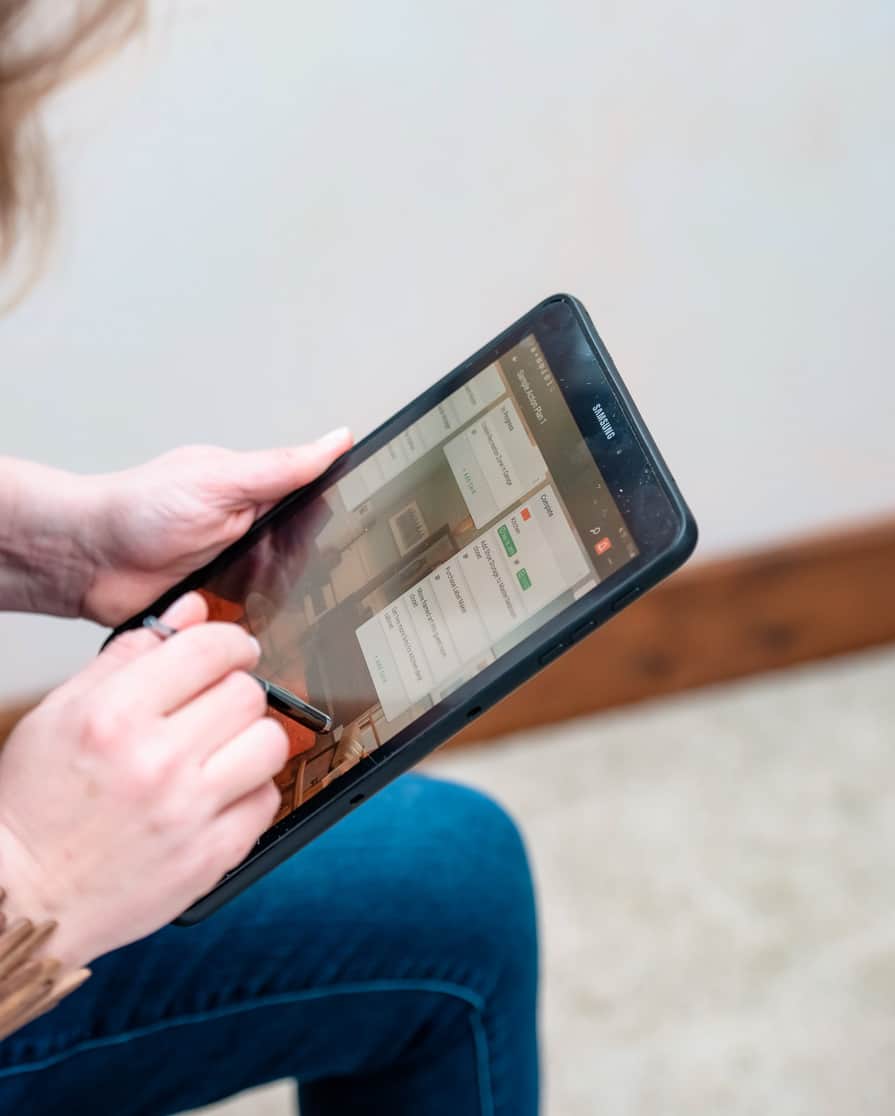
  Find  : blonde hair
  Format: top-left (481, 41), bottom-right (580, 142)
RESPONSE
top-left (0, 1), bottom-right (144, 266)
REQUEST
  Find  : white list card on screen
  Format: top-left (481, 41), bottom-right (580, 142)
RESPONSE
top-left (336, 363), bottom-right (505, 511)
top-left (354, 484), bottom-right (590, 721)
top-left (443, 398), bottom-right (548, 528)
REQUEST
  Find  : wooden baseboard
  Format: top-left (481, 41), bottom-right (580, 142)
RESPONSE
top-left (2, 518), bottom-right (894, 750)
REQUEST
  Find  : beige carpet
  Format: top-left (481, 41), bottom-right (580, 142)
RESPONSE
top-left (197, 645), bottom-right (895, 1116)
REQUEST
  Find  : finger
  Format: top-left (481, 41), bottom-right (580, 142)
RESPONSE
top-left (207, 781), bottom-right (282, 877)
top-left (167, 669), bottom-right (268, 761)
top-left (201, 718), bottom-right (289, 807)
top-left (102, 621), bottom-right (261, 718)
top-left (55, 593), bottom-right (209, 703)
top-left (158, 591), bottom-right (208, 630)
top-left (223, 428), bottom-right (352, 505)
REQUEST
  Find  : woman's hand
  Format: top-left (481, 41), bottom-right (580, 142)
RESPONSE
top-left (81, 430), bottom-right (352, 627)
top-left (0, 431), bottom-right (351, 625)
top-left (0, 593), bottom-right (289, 969)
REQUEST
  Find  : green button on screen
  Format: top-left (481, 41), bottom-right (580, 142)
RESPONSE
top-left (498, 525), bottom-right (517, 557)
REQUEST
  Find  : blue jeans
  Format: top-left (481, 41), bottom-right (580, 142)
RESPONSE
top-left (0, 775), bottom-right (539, 1115)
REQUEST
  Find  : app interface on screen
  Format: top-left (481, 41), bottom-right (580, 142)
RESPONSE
top-left (199, 334), bottom-right (638, 826)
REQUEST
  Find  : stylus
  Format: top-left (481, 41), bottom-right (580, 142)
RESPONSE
top-left (141, 615), bottom-right (334, 735)
top-left (255, 677), bottom-right (333, 735)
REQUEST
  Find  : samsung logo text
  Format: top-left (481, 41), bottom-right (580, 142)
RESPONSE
top-left (592, 402), bottom-right (616, 440)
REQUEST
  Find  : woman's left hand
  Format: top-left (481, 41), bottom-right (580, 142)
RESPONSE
top-left (80, 430), bottom-right (352, 626)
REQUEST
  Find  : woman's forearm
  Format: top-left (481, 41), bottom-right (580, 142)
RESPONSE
top-left (0, 457), bottom-right (99, 617)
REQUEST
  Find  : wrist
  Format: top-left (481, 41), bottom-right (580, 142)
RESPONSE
top-left (0, 458), bottom-right (102, 619)
top-left (0, 823), bottom-right (96, 971)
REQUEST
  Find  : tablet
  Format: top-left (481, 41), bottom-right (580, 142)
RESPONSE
top-left (111, 294), bottom-right (697, 921)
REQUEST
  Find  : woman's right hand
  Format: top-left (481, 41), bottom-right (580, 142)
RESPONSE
top-left (0, 592), bottom-right (288, 970)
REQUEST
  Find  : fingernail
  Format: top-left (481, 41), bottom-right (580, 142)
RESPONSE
top-left (160, 591), bottom-right (203, 627)
top-left (315, 427), bottom-right (351, 453)
top-left (248, 635), bottom-right (262, 657)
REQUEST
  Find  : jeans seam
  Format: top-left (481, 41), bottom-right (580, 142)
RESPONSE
top-left (0, 979), bottom-right (488, 1080)
top-left (467, 1003), bottom-right (495, 1116)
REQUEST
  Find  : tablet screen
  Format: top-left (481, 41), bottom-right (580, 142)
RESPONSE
top-left (198, 332), bottom-right (637, 824)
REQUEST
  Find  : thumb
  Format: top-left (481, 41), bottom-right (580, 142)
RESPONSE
top-left (224, 428), bottom-right (353, 505)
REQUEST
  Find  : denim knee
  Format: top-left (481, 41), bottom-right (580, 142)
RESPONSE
top-left (416, 777), bottom-right (538, 991)
top-left (240, 772), bottom-right (539, 999)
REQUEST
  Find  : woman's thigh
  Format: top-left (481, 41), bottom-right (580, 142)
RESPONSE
top-left (0, 774), bottom-right (539, 1116)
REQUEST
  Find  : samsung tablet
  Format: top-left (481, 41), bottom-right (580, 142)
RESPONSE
top-left (110, 293), bottom-right (697, 922)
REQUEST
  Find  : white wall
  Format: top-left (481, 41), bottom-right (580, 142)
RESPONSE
top-left (2, 0), bottom-right (893, 699)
